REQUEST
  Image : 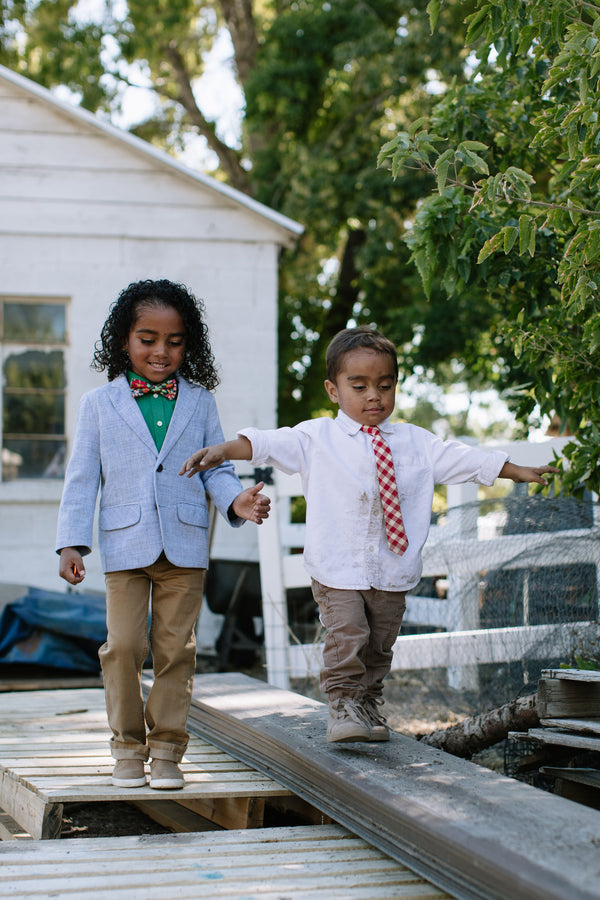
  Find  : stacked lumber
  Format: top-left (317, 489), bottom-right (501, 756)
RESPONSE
top-left (509, 668), bottom-right (600, 808)
top-left (188, 672), bottom-right (600, 900)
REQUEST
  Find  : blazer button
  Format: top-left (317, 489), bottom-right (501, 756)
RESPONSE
top-left (157, 464), bottom-right (163, 472)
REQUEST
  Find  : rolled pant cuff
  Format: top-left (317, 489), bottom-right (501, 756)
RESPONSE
top-left (149, 740), bottom-right (187, 762)
top-left (110, 742), bottom-right (149, 761)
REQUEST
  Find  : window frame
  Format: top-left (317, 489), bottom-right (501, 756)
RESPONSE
top-left (0, 295), bottom-right (69, 482)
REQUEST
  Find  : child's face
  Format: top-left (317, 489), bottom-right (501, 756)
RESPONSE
top-left (125, 303), bottom-right (185, 383)
top-left (324, 348), bottom-right (397, 427)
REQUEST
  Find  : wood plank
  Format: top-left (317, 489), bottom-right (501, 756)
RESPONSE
top-left (131, 799), bottom-right (223, 833)
top-left (539, 768), bottom-right (600, 789)
top-left (0, 825), bottom-right (449, 900)
top-left (187, 672), bottom-right (600, 900)
top-left (176, 795), bottom-right (264, 829)
top-left (0, 771), bottom-right (61, 840)
top-left (0, 808), bottom-right (31, 842)
top-left (539, 717), bottom-right (600, 736)
top-left (0, 677), bottom-right (102, 693)
top-left (542, 668), bottom-right (600, 682)
top-left (524, 728), bottom-right (600, 752)
top-left (537, 676), bottom-right (600, 718)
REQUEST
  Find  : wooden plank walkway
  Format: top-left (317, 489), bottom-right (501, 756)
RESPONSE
top-left (0, 824), bottom-right (450, 899)
top-left (188, 672), bottom-right (600, 900)
top-left (0, 687), bottom-right (292, 839)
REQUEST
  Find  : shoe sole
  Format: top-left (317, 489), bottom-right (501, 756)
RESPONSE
top-left (150, 778), bottom-right (184, 790)
top-left (326, 731), bottom-right (372, 743)
top-left (368, 731), bottom-right (390, 742)
top-left (111, 777), bottom-right (147, 787)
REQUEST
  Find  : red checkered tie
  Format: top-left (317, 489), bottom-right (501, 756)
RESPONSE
top-left (362, 425), bottom-right (408, 555)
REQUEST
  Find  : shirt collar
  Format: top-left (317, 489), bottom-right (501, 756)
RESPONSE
top-left (335, 408), bottom-right (394, 436)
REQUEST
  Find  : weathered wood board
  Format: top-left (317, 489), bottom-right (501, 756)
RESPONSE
top-left (188, 672), bottom-right (600, 900)
top-left (0, 824), bottom-right (451, 899)
top-left (537, 669), bottom-right (600, 718)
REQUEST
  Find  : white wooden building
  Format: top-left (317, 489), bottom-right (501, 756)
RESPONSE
top-left (0, 64), bottom-right (303, 600)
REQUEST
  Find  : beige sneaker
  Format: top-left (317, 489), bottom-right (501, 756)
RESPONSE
top-left (150, 759), bottom-right (184, 790)
top-left (111, 758), bottom-right (147, 787)
top-left (363, 697), bottom-right (390, 741)
top-left (326, 697), bottom-right (372, 743)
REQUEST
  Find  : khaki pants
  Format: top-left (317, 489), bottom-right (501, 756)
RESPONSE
top-left (311, 579), bottom-right (406, 700)
top-left (100, 554), bottom-right (205, 762)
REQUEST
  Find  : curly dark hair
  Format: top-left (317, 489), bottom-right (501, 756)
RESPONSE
top-left (92, 279), bottom-right (220, 389)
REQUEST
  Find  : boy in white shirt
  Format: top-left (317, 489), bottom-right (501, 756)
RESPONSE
top-left (180, 327), bottom-right (558, 743)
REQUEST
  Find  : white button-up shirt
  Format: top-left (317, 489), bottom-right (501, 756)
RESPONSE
top-left (239, 410), bottom-right (508, 592)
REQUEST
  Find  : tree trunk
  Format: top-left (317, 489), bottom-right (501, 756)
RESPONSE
top-left (419, 694), bottom-right (539, 759)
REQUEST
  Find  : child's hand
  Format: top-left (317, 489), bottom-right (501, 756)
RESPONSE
top-left (500, 462), bottom-right (560, 485)
top-left (59, 548), bottom-right (86, 585)
top-left (179, 445), bottom-right (226, 476)
top-left (231, 482), bottom-right (271, 524)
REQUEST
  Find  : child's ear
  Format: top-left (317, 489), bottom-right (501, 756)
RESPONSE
top-left (324, 379), bottom-right (339, 404)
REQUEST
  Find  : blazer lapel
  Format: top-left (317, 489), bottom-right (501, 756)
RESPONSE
top-left (158, 378), bottom-right (197, 459)
top-left (109, 375), bottom-right (157, 455)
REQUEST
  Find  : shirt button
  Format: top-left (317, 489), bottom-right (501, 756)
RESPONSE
top-left (157, 420), bottom-right (163, 427)
top-left (153, 393), bottom-right (159, 399)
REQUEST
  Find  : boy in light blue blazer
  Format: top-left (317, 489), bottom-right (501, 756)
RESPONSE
top-left (56, 279), bottom-right (269, 789)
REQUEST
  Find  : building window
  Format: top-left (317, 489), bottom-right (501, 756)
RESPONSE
top-left (1, 298), bottom-right (67, 481)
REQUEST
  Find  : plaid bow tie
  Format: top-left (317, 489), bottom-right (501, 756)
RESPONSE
top-left (130, 377), bottom-right (178, 401)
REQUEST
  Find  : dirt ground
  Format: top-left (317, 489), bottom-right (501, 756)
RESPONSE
top-left (60, 662), bottom-right (494, 839)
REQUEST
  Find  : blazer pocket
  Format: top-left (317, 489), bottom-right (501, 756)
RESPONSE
top-left (177, 502), bottom-right (209, 528)
top-left (100, 503), bottom-right (142, 531)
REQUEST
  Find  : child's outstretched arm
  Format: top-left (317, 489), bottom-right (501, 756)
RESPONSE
top-left (498, 461), bottom-right (559, 485)
top-left (179, 436), bottom-right (253, 477)
top-left (59, 547), bottom-right (86, 585)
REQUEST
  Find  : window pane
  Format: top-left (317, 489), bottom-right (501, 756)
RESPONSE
top-left (3, 303), bottom-right (66, 342)
top-left (2, 439), bottom-right (65, 480)
top-left (3, 349), bottom-right (65, 389)
top-left (3, 392), bottom-right (65, 436)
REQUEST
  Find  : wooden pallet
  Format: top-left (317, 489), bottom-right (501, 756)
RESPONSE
top-left (0, 688), bottom-right (292, 839)
top-left (0, 824), bottom-right (450, 899)
top-left (537, 667), bottom-right (600, 719)
top-left (510, 668), bottom-right (600, 754)
top-left (507, 668), bottom-right (600, 810)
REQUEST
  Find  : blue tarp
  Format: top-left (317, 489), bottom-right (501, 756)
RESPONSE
top-left (0, 587), bottom-right (107, 673)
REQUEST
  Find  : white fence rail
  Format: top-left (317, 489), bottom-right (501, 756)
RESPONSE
top-left (257, 437), bottom-right (597, 690)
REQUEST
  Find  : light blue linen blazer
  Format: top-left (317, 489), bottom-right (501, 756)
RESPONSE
top-left (55, 374), bottom-right (244, 572)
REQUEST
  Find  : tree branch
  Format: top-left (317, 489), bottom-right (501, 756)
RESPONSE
top-left (162, 40), bottom-right (252, 194)
top-left (419, 694), bottom-right (539, 758)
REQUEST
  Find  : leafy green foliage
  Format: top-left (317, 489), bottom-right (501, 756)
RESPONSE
top-left (379, 0), bottom-right (600, 493)
top-left (1, 0), bottom-right (483, 425)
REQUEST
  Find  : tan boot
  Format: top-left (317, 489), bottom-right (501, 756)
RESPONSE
top-left (111, 758), bottom-right (147, 787)
top-left (362, 697), bottom-right (390, 741)
top-left (150, 759), bottom-right (184, 790)
top-left (326, 697), bottom-right (372, 743)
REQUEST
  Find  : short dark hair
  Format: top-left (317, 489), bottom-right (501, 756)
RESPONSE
top-left (325, 326), bottom-right (398, 382)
